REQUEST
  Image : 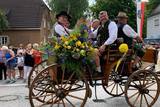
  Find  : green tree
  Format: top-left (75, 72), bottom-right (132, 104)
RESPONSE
top-left (48, 0), bottom-right (89, 27)
top-left (90, 0), bottom-right (136, 30)
top-left (0, 9), bottom-right (8, 33)
top-left (147, 0), bottom-right (160, 15)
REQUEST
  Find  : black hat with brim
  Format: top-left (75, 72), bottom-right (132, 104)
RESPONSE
top-left (56, 11), bottom-right (71, 20)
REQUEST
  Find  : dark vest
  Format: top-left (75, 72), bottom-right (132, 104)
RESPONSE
top-left (97, 20), bottom-right (111, 47)
top-left (117, 24), bottom-right (133, 47)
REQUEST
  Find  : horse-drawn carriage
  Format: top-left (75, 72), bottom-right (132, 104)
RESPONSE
top-left (28, 42), bottom-right (160, 107)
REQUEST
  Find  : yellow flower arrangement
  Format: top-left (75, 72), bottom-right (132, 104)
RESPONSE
top-left (53, 35), bottom-right (94, 75)
top-left (50, 17), bottom-right (95, 76)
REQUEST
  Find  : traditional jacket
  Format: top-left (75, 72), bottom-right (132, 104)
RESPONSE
top-left (117, 24), bottom-right (134, 48)
top-left (97, 20), bottom-right (111, 47)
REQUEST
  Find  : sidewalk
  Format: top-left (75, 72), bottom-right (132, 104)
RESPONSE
top-left (0, 68), bottom-right (26, 87)
top-left (0, 79), bottom-right (26, 87)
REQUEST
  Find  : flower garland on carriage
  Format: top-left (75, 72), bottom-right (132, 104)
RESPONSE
top-left (41, 17), bottom-right (96, 76)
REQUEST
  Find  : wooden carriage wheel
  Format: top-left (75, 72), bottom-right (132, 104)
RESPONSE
top-left (28, 60), bottom-right (47, 87)
top-left (125, 70), bottom-right (160, 107)
top-left (29, 64), bottom-right (89, 107)
top-left (102, 62), bottom-right (126, 97)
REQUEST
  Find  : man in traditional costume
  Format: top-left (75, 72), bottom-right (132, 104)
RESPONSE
top-left (94, 11), bottom-right (118, 74)
top-left (116, 12), bottom-right (145, 70)
top-left (54, 11), bottom-right (71, 37)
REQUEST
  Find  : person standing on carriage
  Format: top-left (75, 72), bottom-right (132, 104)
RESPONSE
top-left (47, 11), bottom-right (72, 80)
top-left (53, 11), bottom-right (71, 37)
top-left (116, 12), bottom-right (145, 70)
top-left (93, 11), bottom-right (118, 74)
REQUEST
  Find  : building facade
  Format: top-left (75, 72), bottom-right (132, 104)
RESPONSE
top-left (147, 4), bottom-right (160, 39)
top-left (0, 0), bottom-right (51, 46)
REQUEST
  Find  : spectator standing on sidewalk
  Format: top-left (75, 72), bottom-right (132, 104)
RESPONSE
top-left (17, 44), bottom-right (25, 79)
top-left (2, 46), bottom-right (16, 83)
top-left (0, 46), bottom-right (7, 80)
top-left (23, 43), bottom-right (35, 83)
top-left (33, 43), bottom-right (42, 65)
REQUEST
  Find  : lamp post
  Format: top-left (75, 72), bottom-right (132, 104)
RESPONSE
top-left (136, 0), bottom-right (149, 38)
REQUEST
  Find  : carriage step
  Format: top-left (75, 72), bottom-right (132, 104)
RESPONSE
top-left (93, 80), bottom-right (106, 103)
top-left (93, 99), bottom-right (106, 103)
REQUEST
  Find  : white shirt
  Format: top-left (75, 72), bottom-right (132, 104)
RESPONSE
top-left (123, 24), bottom-right (138, 38)
top-left (88, 27), bottom-right (99, 39)
top-left (54, 23), bottom-right (69, 36)
top-left (105, 21), bottom-right (118, 45)
top-left (93, 21), bottom-right (118, 45)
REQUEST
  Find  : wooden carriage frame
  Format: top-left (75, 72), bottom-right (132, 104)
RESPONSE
top-left (28, 47), bottom-right (160, 107)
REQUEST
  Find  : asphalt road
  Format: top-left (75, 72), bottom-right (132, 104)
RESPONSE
top-left (0, 79), bottom-right (159, 107)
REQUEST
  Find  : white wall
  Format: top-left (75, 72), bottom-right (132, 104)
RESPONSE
top-left (147, 14), bottom-right (160, 39)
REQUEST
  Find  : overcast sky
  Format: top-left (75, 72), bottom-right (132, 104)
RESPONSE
top-left (89, 0), bottom-right (96, 6)
top-left (44, 0), bottom-right (96, 6)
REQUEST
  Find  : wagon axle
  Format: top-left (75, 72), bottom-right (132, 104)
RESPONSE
top-left (56, 89), bottom-right (67, 99)
top-left (138, 87), bottom-right (149, 94)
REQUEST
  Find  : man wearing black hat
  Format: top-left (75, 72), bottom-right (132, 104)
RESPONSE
top-left (54, 11), bottom-right (71, 37)
top-left (117, 11), bottom-right (145, 70)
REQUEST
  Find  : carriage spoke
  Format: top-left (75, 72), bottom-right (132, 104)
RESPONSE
top-left (119, 84), bottom-right (124, 92)
top-left (107, 81), bottom-right (115, 87)
top-left (62, 99), bottom-right (66, 107)
top-left (68, 94), bottom-right (84, 101)
top-left (69, 88), bottom-right (87, 93)
top-left (49, 94), bottom-right (55, 107)
top-left (63, 72), bottom-right (75, 88)
top-left (35, 85), bottom-right (51, 96)
top-left (142, 73), bottom-right (147, 86)
top-left (145, 81), bottom-right (156, 89)
top-left (148, 89), bottom-right (157, 92)
top-left (65, 98), bottom-right (76, 107)
top-left (32, 93), bottom-right (54, 99)
top-left (57, 100), bottom-right (60, 107)
top-left (140, 94), bottom-right (143, 107)
top-left (61, 69), bottom-right (65, 88)
top-left (42, 92), bottom-right (47, 102)
top-left (127, 88), bottom-right (138, 91)
top-left (110, 84), bottom-right (116, 93)
top-left (132, 81), bottom-right (139, 87)
top-left (146, 93), bottom-right (154, 100)
top-left (143, 79), bottom-right (149, 87)
top-left (144, 94), bottom-right (150, 107)
top-left (116, 84), bottom-right (118, 95)
top-left (34, 85), bottom-right (49, 96)
top-left (38, 97), bottom-right (58, 107)
top-left (137, 75), bottom-right (142, 86)
top-left (133, 93), bottom-right (140, 106)
top-left (65, 80), bottom-right (79, 90)
top-left (128, 91), bottom-right (139, 99)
